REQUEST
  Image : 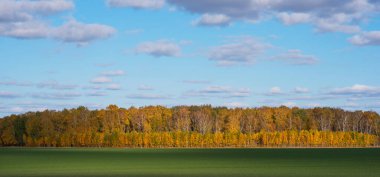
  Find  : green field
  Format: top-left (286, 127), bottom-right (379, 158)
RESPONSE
top-left (0, 148), bottom-right (379, 177)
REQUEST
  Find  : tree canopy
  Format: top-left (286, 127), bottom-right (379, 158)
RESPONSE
top-left (0, 105), bottom-right (379, 147)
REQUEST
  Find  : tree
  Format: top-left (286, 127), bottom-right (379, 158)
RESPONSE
top-left (0, 105), bottom-right (378, 147)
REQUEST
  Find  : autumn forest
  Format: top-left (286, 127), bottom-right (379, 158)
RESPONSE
top-left (0, 105), bottom-right (379, 147)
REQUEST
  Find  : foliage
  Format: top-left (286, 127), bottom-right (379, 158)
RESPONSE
top-left (0, 105), bottom-right (379, 147)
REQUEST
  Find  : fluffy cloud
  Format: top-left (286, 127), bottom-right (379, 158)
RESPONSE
top-left (0, 80), bottom-right (33, 87)
top-left (223, 102), bottom-right (249, 108)
top-left (281, 102), bottom-right (297, 107)
top-left (287, 95), bottom-right (337, 101)
top-left (37, 81), bottom-right (78, 90)
top-left (315, 19), bottom-right (361, 34)
top-left (340, 101), bottom-right (380, 110)
top-left (277, 12), bottom-right (312, 25)
top-left (31, 92), bottom-right (81, 100)
top-left (269, 87), bottom-right (283, 95)
top-left (91, 76), bottom-right (112, 84)
top-left (193, 14), bottom-right (231, 27)
top-left (0, 0), bottom-right (73, 22)
top-left (344, 102), bottom-right (360, 108)
top-left (0, 106), bottom-right (46, 114)
top-left (294, 87), bottom-right (309, 94)
top-left (167, 0), bottom-right (379, 33)
top-left (328, 84), bottom-right (380, 97)
top-left (272, 50), bottom-right (318, 65)
top-left (106, 0), bottom-right (165, 9)
top-left (135, 40), bottom-right (181, 57)
top-left (167, 0), bottom-right (267, 20)
top-left (228, 89), bottom-right (251, 98)
top-left (257, 99), bottom-right (300, 108)
top-left (83, 85), bottom-right (103, 90)
top-left (183, 86), bottom-right (251, 98)
top-left (0, 91), bottom-right (21, 98)
top-left (87, 91), bottom-right (107, 97)
top-left (1, 80), bottom-right (78, 90)
top-left (106, 84), bottom-right (122, 90)
top-left (200, 86), bottom-right (231, 94)
top-left (0, 0), bottom-right (115, 45)
top-left (51, 20), bottom-right (116, 45)
top-left (0, 102), bottom-right (105, 115)
top-left (349, 31), bottom-right (380, 46)
top-left (208, 37), bottom-right (269, 66)
top-left (101, 70), bottom-right (125, 76)
top-left (0, 20), bottom-right (50, 39)
top-left (138, 85), bottom-right (154, 91)
top-left (127, 93), bottom-right (171, 99)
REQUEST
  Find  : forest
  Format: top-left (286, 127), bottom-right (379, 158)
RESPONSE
top-left (0, 105), bottom-right (379, 147)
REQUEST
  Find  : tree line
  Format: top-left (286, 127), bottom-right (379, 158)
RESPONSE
top-left (0, 105), bottom-right (379, 147)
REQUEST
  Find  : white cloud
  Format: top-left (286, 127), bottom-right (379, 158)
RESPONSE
top-left (277, 12), bottom-right (312, 25)
top-left (138, 85), bottom-right (154, 91)
top-left (294, 87), bottom-right (309, 93)
top-left (31, 92), bottom-right (81, 100)
top-left (272, 49), bottom-right (318, 65)
top-left (0, 0), bottom-right (73, 22)
top-left (87, 91), bottom-right (107, 97)
top-left (365, 102), bottom-right (380, 109)
top-left (281, 102), bottom-right (297, 107)
top-left (314, 13), bottom-right (361, 33)
top-left (37, 81), bottom-right (78, 90)
top-left (0, 20), bottom-right (50, 39)
top-left (0, 106), bottom-right (30, 114)
top-left (9, 106), bottom-right (24, 113)
top-left (349, 31), bottom-right (380, 46)
top-left (208, 37), bottom-right (269, 66)
top-left (91, 76), bottom-right (112, 84)
top-left (0, 102), bottom-right (106, 115)
top-left (52, 20), bottom-right (116, 45)
top-left (83, 85), bottom-right (103, 90)
top-left (167, 0), bottom-right (379, 34)
top-left (287, 95), bottom-right (337, 101)
top-left (224, 102), bottom-right (249, 108)
top-left (342, 102), bottom-right (380, 109)
top-left (344, 102), bottom-right (360, 108)
top-left (135, 40), bottom-right (181, 57)
top-left (328, 84), bottom-right (380, 97)
top-left (269, 87), bottom-right (282, 95)
top-left (106, 84), bottom-right (122, 90)
top-left (305, 103), bottom-right (321, 108)
top-left (228, 89), bottom-right (251, 98)
top-left (167, 0), bottom-right (269, 20)
top-left (125, 29), bottom-right (143, 35)
top-left (200, 86), bottom-right (230, 93)
top-left (106, 0), bottom-right (165, 9)
top-left (0, 1), bottom-right (115, 45)
top-left (315, 18), bottom-right (361, 34)
top-left (0, 80), bottom-right (33, 87)
top-left (0, 91), bottom-right (20, 98)
top-left (127, 93), bottom-right (171, 99)
top-left (101, 70), bottom-right (125, 76)
top-left (193, 13), bottom-right (231, 27)
top-left (183, 86), bottom-right (251, 98)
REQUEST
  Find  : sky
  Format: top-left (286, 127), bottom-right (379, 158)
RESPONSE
top-left (0, 0), bottom-right (380, 117)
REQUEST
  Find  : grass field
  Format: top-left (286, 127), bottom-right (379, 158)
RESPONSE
top-left (0, 148), bottom-right (379, 177)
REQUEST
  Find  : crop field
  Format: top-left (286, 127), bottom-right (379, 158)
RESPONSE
top-left (0, 148), bottom-right (379, 177)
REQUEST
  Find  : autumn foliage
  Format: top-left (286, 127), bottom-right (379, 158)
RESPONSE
top-left (0, 105), bottom-right (379, 147)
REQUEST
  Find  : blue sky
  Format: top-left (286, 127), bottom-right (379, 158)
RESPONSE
top-left (1, 0), bottom-right (380, 116)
